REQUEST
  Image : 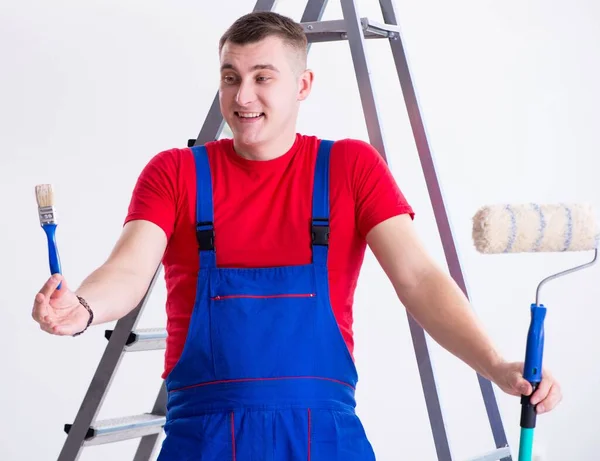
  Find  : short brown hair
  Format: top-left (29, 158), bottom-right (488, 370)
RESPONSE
top-left (219, 12), bottom-right (308, 67)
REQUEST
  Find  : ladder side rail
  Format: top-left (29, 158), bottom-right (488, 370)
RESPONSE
top-left (341, 1), bottom-right (454, 459)
top-left (377, 1), bottom-right (511, 457)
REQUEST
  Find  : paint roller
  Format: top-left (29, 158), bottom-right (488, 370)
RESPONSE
top-left (472, 203), bottom-right (600, 461)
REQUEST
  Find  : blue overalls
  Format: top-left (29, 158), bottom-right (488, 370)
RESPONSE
top-left (157, 140), bottom-right (376, 460)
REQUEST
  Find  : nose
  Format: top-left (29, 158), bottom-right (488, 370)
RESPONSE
top-left (235, 79), bottom-right (257, 107)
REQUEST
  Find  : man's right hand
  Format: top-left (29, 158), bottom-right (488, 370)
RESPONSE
top-left (32, 274), bottom-right (91, 336)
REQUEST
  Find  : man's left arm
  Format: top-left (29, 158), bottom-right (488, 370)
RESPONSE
top-left (366, 214), bottom-right (562, 414)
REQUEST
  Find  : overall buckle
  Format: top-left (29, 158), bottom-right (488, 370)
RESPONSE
top-left (311, 218), bottom-right (330, 246)
top-left (196, 221), bottom-right (215, 251)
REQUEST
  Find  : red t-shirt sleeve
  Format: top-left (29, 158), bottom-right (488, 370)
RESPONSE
top-left (124, 148), bottom-right (181, 239)
top-left (342, 138), bottom-right (415, 237)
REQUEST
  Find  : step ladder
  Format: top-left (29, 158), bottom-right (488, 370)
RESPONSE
top-left (57, 0), bottom-right (513, 460)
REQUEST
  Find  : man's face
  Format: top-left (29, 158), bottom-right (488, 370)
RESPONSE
top-left (218, 35), bottom-right (313, 152)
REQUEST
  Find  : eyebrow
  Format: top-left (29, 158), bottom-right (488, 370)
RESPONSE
top-left (220, 63), bottom-right (280, 73)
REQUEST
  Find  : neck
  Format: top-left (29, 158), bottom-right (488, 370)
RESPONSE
top-left (233, 130), bottom-right (297, 161)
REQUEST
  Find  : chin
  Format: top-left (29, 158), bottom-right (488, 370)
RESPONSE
top-left (231, 128), bottom-right (265, 146)
top-left (236, 135), bottom-right (265, 149)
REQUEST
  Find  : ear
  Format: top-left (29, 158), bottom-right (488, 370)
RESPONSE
top-left (297, 69), bottom-right (314, 101)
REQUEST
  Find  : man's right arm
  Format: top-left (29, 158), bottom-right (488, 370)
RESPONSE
top-left (75, 219), bottom-right (167, 325)
top-left (33, 149), bottom-right (179, 335)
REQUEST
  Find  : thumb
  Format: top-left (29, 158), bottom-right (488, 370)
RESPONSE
top-left (50, 275), bottom-right (70, 299)
top-left (513, 373), bottom-right (532, 395)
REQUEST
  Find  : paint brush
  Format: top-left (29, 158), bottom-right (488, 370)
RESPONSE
top-left (35, 184), bottom-right (62, 288)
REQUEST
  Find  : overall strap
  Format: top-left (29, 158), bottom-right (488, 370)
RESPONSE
top-left (191, 145), bottom-right (216, 269)
top-left (311, 139), bottom-right (334, 266)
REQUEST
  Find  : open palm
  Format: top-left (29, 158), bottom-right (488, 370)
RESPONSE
top-left (32, 274), bottom-right (90, 336)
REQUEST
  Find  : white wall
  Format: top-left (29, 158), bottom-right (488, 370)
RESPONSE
top-left (2, 0), bottom-right (599, 460)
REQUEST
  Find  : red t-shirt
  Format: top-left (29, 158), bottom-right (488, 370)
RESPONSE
top-left (125, 134), bottom-right (414, 378)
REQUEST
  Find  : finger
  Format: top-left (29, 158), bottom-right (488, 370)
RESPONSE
top-left (32, 292), bottom-right (59, 326)
top-left (39, 317), bottom-right (72, 336)
top-left (50, 276), bottom-right (70, 299)
top-left (51, 323), bottom-right (81, 336)
top-left (35, 300), bottom-right (67, 333)
top-left (32, 292), bottom-right (47, 323)
top-left (39, 321), bottom-right (57, 335)
top-left (536, 382), bottom-right (562, 414)
top-left (39, 274), bottom-right (62, 300)
top-left (530, 374), bottom-right (552, 405)
top-left (510, 371), bottom-right (532, 396)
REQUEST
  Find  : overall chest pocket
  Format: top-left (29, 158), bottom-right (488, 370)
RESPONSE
top-left (209, 291), bottom-right (319, 380)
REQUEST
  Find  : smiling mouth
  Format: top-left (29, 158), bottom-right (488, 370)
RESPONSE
top-left (235, 111), bottom-right (265, 119)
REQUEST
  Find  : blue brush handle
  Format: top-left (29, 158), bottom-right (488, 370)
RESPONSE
top-left (43, 224), bottom-right (62, 289)
top-left (518, 303), bottom-right (546, 461)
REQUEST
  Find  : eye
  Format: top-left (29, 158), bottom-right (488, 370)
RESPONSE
top-left (222, 74), bottom-right (237, 84)
top-left (256, 76), bottom-right (271, 83)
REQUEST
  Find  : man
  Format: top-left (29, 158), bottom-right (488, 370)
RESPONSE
top-left (32, 11), bottom-right (561, 460)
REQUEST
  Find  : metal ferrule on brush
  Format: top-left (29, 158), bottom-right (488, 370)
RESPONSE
top-left (38, 205), bottom-right (57, 226)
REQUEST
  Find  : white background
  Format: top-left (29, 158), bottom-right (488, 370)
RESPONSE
top-left (1, 0), bottom-right (599, 460)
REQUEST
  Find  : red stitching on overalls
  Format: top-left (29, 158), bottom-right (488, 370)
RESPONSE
top-left (170, 375), bottom-right (355, 393)
top-left (211, 293), bottom-right (316, 300)
top-left (231, 411), bottom-right (236, 461)
top-left (307, 408), bottom-right (312, 461)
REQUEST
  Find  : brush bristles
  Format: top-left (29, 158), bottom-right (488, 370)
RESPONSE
top-left (35, 184), bottom-right (57, 225)
top-left (35, 184), bottom-right (55, 208)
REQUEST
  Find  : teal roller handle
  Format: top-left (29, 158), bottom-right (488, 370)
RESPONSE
top-left (518, 428), bottom-right (534, 461)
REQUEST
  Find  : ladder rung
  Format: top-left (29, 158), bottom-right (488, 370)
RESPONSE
top-left (104, 328), bottom-right (167, 352)
top-left (464, 446), bottom-right (512, 461)
top-left (302, 17), bottom-right (399, 43)
top-left (64, 413), bottom-right (166, 446)
top-left (363, 18), bottom-right (401, 37)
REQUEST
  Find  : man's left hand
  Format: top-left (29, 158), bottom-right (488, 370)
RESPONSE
top-left (490, 361), bottom-right (562, 414)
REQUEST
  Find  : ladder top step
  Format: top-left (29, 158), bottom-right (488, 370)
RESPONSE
top-left (301, 17), bottom-right (400, 43)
